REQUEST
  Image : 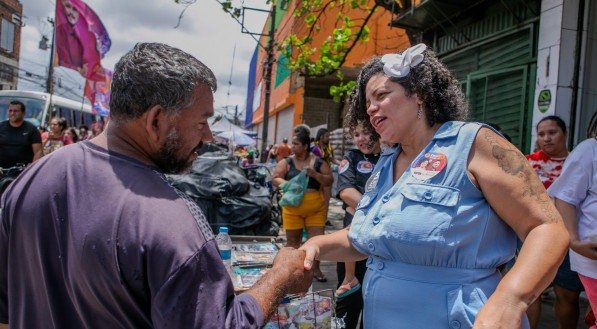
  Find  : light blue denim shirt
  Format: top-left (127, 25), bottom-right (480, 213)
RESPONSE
top-left (349, 121), bottom-right (516, 268)
top-left (347, 121), bottom-right (524, 328)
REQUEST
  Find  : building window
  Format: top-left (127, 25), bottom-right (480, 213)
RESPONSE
top-left (1, 18), bottom-right (15, 53)
top-left (0, 62), bottom-right (15, 82)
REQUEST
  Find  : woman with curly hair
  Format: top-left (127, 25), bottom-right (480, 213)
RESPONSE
top-left (300, 44), bottom-right (568, 328)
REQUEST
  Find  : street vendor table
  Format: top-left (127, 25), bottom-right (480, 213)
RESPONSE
top-left (230, 236), bottom-right (282, 293)
top-left (229, 235), bottom-right (338, 328)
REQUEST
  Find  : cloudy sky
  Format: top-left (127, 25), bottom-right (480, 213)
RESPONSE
top-left (18, 0), bottom-right (269, 119)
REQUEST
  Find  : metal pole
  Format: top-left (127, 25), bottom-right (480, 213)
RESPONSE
top-left (234, 105), bottom-right (239, 126)
top-left (260, 3), bottom-right (276, 163)
top-left (45, 17), bottom-right (56, 127)
top-left (46, 18), bottom-right (55, 95)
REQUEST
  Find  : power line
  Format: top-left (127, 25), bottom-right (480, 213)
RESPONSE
top-left (226, 43), bottom-right (236, 108)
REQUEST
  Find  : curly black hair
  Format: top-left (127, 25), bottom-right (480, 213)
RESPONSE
top-left (345, 46), bottom-right (468, 135)
top-left (344, 94), bottom-right (380, 148)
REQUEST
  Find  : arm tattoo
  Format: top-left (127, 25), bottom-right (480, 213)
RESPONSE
top-left (484, 132), bottom-right (558, 223)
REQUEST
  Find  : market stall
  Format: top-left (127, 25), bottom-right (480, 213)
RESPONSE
top-left (229, 237), bottom-right (338, 329)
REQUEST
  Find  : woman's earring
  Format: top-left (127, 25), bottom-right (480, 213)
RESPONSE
top-left (417, 104), bottom-right (423, 119)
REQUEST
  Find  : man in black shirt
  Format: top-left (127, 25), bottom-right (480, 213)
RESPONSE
top-left (0, 101), bottom-right (42, 168)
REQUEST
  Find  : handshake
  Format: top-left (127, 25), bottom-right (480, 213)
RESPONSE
top-left (270, 247), bottom-right (314, 294)
top-left (245, 247), bottom-right (315, 320)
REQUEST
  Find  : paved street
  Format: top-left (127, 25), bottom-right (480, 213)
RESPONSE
top-left (304, 199), bottom-right (591, 329)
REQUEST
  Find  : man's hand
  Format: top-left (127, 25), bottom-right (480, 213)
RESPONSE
top-left (271, 247), bottom-right (312, 294)
top-left (247, 247), bottom-right (313, 320)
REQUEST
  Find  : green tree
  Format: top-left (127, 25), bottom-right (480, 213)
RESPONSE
top-left (177, 0), bottom-right (399, 101)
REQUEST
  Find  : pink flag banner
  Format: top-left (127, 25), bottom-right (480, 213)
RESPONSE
top-left (84, 68), bottom-right (112, 117)
top-left (55, 0), bottom-right (111, 81)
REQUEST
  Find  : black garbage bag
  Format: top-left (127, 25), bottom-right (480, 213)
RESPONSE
top-left (168, 154), bottom-right (279, 236)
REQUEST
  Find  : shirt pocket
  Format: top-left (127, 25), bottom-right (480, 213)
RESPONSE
top-left (388, 183), bottom-right (460, 247)
top-left (447, 285), bottom-right (488, 329)
top-left (401, 182), bottom-right (460, 207)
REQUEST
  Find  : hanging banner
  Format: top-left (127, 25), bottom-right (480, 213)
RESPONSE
top-left (55, 0), bottom-right (111, 81)
top-left (84, 68), bottom-right (112, 117)
top-left (245, 46), bottom-right (258, 128)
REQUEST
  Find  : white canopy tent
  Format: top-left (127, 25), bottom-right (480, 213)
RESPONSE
top-left (210, 117), bottom-right (257, 137)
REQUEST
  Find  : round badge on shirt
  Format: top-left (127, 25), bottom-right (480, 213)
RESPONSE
top-left (338, 159), bottom-right (350, 174)
top-left (411, 152), bottom-right (448, 180)
top-left (365, 171), bottom-right (380, 192)
top-left (356, 160), bottom-right (374, 174)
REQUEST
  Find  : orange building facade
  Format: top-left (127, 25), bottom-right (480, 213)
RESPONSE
top-left (248, 0), bottom-right (410, 145)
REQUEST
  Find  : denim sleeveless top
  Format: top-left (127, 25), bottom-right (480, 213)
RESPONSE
top-left (348, 121), bottom-right (517, 269)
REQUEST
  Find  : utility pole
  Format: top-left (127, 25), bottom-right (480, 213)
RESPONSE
top-left (234, 105), bottom-right (239, 126)
top-left (45, 18), bottom-right (56, 94)
top-left (260, 3), bottom-right (276, 162)
top-left (239, 3), bottom-right (277, 162)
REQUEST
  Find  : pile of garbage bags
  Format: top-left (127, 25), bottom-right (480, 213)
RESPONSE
top-left (167, 153), bottom-right (280, 236)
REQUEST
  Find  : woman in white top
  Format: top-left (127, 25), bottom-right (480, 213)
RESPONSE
top-left (548, 112), bottom-right (597, 328)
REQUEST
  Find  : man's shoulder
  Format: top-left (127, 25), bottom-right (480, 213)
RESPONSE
top-left (21, 120), bottom-right (38, 130)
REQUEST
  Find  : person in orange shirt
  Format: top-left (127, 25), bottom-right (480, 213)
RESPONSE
top-left (275, 137), bottom-right (293, 162)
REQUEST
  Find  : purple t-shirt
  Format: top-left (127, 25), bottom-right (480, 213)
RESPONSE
top-left (0, 141), bottom-right (263, 328)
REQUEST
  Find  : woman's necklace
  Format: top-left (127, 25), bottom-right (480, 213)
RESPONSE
top-left (362, 152), bottom-right (379, 162)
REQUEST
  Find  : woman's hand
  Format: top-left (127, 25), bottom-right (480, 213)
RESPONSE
top-left (299, 240), bottom-right (320, 271)
top-left (473, 290), bottom-right (527, 328)
top-left (305, 167), bottom-right (318, 178)
top-left (570, 239), bottom-right (597, 260)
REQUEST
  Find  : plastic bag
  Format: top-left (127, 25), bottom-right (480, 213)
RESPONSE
top-left (278, 170), bottom-right (309, 207)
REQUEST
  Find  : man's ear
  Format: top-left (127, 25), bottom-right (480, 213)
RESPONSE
top-left (144, 105), bottom-right (167, 144)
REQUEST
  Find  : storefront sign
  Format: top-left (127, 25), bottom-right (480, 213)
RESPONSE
top-left (538, 89), bottom-right (551, 113)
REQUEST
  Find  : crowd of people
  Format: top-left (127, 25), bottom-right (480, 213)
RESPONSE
top-left (0, 100), bottom-right (105, 172)
top-left (1, 41), bottom-right (596, 329)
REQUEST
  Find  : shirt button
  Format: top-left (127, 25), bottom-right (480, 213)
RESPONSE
top-left (368, 242), bottom-right (375, 252)
top-left (377, 261), bottom-right (384, 270)
top-left (372, 217), bottom-right (380, 225)
top-left (381, 194), bottom-right (391, 203)
top-left (423, 191), bottom-right (433, 200)
top-left (450, 320), bottom-right (461, 329)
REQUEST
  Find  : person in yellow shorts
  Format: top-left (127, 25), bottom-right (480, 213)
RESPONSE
top-left (273, 128), bottom-right (333, 282)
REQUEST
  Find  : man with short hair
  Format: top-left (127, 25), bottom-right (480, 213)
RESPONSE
top-left (0, 100), bottom-right (42, 168)
top-left (0, 43), bottom-right (311, 329)
top-left (275, 137), bottom-right (293, 162)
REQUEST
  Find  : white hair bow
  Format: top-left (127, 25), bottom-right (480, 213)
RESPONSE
top-left (381, 43), bottom-right (427, 78)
